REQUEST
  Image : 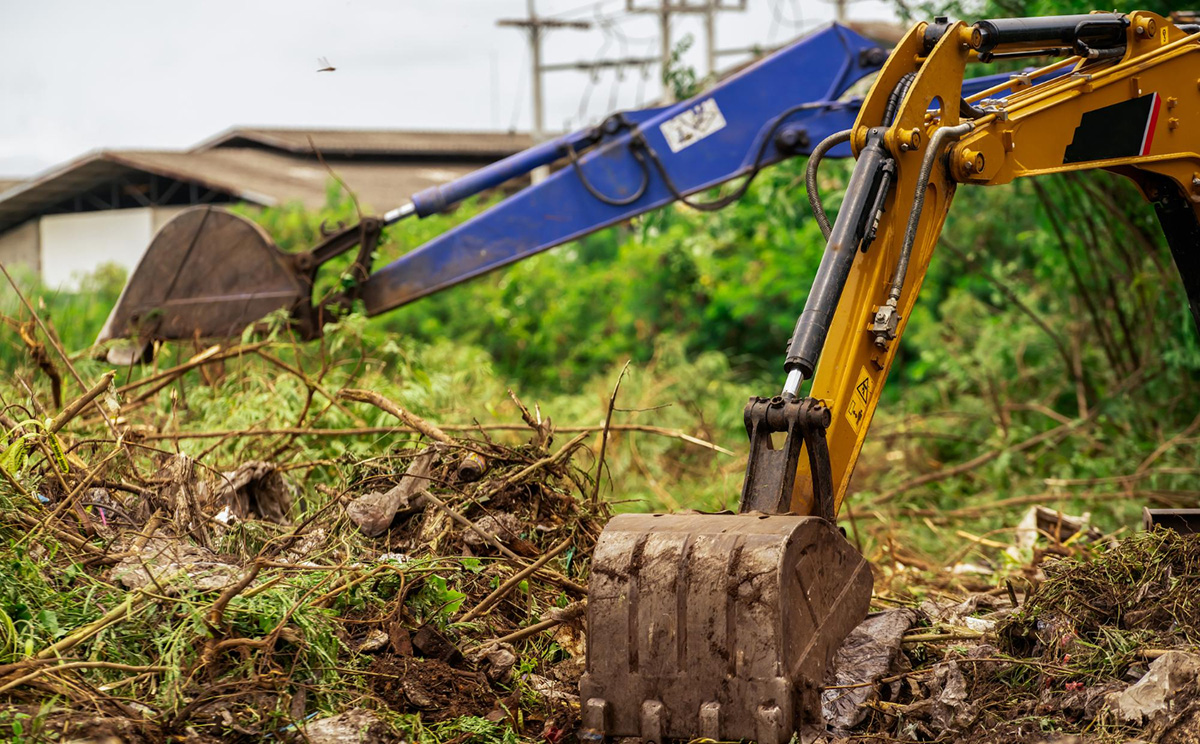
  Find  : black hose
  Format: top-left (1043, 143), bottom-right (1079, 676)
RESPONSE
top-left (805, 129), bottom-right (853, 240)
top-left (959, 97), bottom-right (989, 120)
top-left (643, 101), bottom-right (832, 212)
top-left (883, 72), bottom-right (917, 126)
top-left (566, 140), bottom-right (651, 207)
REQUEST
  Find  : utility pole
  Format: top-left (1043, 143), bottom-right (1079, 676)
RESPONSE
top-left (703, 0), bottom-right (717, 78)
top-left (626, 0), bottom-right (747, 84)
top-left (498, 2), bottom-right (589, 181)
top-left (660, 0), bottom-right (673, 101)
top-left (498, 2), bottom-right (590, 142)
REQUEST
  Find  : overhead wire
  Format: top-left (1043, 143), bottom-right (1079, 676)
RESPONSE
top-left (542, 0), bottom-right (626, 21)
top-left (508, 43), bottom-right (530, 132)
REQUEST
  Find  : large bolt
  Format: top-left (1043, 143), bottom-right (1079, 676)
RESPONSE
top-left (898, 128), bottom-right (922, 152)
top-left (960, 148), bottom-right (985, 174)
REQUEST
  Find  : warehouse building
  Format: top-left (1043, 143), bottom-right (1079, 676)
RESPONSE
top-left (0, 128), bottom-right (531, 287)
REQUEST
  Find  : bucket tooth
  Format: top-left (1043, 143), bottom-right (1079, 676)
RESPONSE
top-left (580, 512), bottom-right (872, 742)
top-left (698, 701), bottom-right (721, 739)
top-left (640, 700), bottom-right (665, 744)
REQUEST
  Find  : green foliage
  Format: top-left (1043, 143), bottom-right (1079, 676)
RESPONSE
top-left (663, 34), bottom-right (700, 101)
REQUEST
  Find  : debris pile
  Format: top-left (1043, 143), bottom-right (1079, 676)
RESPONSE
top-left (0, 364), bottom-right (615, 742)
top-left (823, 528), bottom-right (1200, 743)
top-left (1, 327), bottom-right (1196, 743)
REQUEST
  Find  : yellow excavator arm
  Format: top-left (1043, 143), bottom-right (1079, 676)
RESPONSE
top-left (583, 12), bottom-right (1200, 744)
top-left (791, 10), bottom-right (1200, 517)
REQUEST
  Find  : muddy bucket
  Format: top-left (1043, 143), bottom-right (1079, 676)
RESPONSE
top-left (580, 512), bottom-right (872, 744)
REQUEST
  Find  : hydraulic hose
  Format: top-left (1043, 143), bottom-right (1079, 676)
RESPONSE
top-left (886, 121), bottom-right (974, 306)
top-left (807, 76), bottom-right (914, 241)
top-left (806, 129), bottom-right (853, 240)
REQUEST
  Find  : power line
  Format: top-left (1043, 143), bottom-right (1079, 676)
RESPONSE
top-left (542, 0), bottom-right (626, 21)
top-left (624, 0), bottom-right (747, 81)
top-left (497, 2), bottom-right (592, 141)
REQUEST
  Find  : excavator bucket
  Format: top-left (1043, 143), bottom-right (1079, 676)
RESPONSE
top-left (581, 512), bottom-right (873, 743)
top-left (96, 206), bottom-right (314, 363)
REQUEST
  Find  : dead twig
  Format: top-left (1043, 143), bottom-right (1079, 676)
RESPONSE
top-left (257, 350), bottom-right (366, 426)
top-left (16, 321), bottom-right (63, 409)
top-left (137, 423), bottom-right (732, 453)
top-left (487, 431), bottom-right (591, 497)
top-left (508, 388), bottom-right (551, 448)
top-left (483, 601), bottom-right (585, 647)
top-left (48, 371), bottom-right (116, 434)
top-left (592, 361), bottom-right (630, 505)
top-left (339, 388), bottom-right (452, 443)
top-left (0, 661), bottom-right (172, 695)
top-left (458, 537), bottom-right (573, 623)
top-left (115, 343), bottom-right (267, 396)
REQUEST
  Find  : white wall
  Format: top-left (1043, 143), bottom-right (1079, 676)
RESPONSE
top-left (0, 220), bottom-right (41, 275)
top-left (39, 209), bottom-right (157, 288)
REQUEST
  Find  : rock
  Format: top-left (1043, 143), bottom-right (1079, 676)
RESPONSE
top-left (357, 630), bottom-right (389, 654)
top-left (403, 680), bottom-right (435, 708)
top-left (463, 512), bottom-right (524, 549)
top-left (471, 642), bottom-right (518, 681)
top-left (1106, 651), bottom-right (1200, 725)
top-left (346, 450), bottom-right (435, 537)
top-left (821, 609), bottom-right (918, 730)
top-left (387, 622), bottom-right (413, 656)
top-left (110, 537), bottom-right (240, 594)
top-left (217, 460), bottom-right (294, 525)
top-left (526, 673), bottom-right (578, 704)
top-left (302, 709), bottom-right (393, 744)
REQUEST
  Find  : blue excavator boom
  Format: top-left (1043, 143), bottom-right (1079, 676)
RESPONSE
top-left (97, 23), bottom-right (1062, 350)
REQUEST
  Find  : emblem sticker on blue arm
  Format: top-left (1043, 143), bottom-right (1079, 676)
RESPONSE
top-left (660, 98), bottom-right (728, 153)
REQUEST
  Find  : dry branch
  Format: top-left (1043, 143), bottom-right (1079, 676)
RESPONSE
top-left (339, 388), bottom-right (452, 443)
top-left (138, 423), bottom-right (732, 452)
top-left (49, 371), bottom-right (115, 434)
top-left (458, 537), bottom-right (574, 623)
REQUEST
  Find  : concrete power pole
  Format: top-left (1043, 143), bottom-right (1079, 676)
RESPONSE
top-left (660, 0), bottom-right (673, 101)
top-left (498, 2), bottom-right (589, 181)
top-left (627, 0), bottom-right (746, 94)
top-left (703, 0), bottom-right (717, 78)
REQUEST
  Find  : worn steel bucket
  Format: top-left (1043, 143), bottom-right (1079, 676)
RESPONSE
top-left (96, 206), bottom-right (312, 363)
top-left (580, 512), bottom-right (872, 744)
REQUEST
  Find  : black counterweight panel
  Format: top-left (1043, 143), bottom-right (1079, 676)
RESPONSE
top-left (1063, 94), bottom-right (1157, 164)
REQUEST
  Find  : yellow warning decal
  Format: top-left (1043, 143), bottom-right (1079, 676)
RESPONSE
top-left (1161, 26), bottom-right (1169, 45)
top-left (844, 366), bottom-right (873, 434)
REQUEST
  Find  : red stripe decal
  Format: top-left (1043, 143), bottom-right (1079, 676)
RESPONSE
top-left (1141, 93), bottom-right (1161, 156)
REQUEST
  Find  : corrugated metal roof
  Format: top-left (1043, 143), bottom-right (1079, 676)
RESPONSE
top-left (194, 127), bottom-right (535, 158)
top-left (0, 146), bottom-right (489, 234)
top-left (112, 148), bottom-right (482, 210)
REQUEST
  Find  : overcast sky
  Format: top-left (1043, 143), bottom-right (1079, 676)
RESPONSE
top-left (0, 0), bottom-right (895, 178)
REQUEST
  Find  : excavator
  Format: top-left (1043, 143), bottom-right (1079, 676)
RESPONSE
top-left (97, 10), bottom-right (1200, 743)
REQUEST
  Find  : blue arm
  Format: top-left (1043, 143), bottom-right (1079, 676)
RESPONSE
top-left (361, 26), bottom-right (1065, 316)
